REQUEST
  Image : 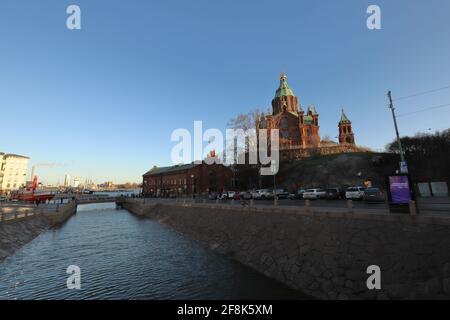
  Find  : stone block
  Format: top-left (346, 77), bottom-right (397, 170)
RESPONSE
top-left (423, 277), bottom-right (441, 296)
top-left (443, 263), bottom-right (450, 277)
top-left (332, 277), bottom-right (345, 288)
top-left (442, 278), bottom-right (450, 295)
top-left (384, 284), bottom-right (410, 299)
top-left (338, 292), bottom-right (350, 300)
top-left (295, 272), bottom-right (314, 288)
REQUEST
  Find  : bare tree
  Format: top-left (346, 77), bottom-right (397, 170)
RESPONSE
top-left (227, 108), bottom-right (263, 131)
top-left (227, 107), bottom-right (266, 188)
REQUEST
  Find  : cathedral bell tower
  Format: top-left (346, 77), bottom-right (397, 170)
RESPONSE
top-left (338, 109), bottom-right (355, 145)
top-left (271, 72), bottom-right (299, 114)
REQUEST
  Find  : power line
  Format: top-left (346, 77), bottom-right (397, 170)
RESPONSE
top-left (393, 85), bottom-right (450, 101)
top-left (397, 102), bottom-right (450, 117)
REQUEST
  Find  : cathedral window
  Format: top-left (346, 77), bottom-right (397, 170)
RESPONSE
top-left (280, 117), bottom-right (288, 128)
top-left (282, 130), bottom-right (289, 138)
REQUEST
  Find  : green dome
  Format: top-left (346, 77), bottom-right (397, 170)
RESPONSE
top-left (275, 72), bottom-right (295, 98)
top-left (339, 108), bottom-right (351, 123)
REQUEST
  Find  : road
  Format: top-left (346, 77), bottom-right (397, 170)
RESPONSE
top-left (192, 196), bottom-right (450, 214)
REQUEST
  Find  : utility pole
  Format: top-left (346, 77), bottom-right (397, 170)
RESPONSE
top-left (387, 91), bottom-right (406, 163)
top-left (271, 160), bottom-right (277, 200)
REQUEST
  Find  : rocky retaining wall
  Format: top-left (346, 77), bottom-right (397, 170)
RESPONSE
top-left (0, 216), bottom-right (51, 262)
top-left (122, 200), bottom-right (450, 299)
top-left (43, 202), bottom-right (77, 226)
top-left (0, 202), bottom-right (77, 262)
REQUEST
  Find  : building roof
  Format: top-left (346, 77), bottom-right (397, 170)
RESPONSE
top-left (3, 153), bottom-right (30, 159)
top-left (339, 108), bottom-right (351, 123)
top-left (274, 72), bottom-right (295, 98)
top-left (143, 163), bottom-right (199, 176)
top-left (320, 139), bottom-right (338, 147)
top-left (303, 114), bottom-right (313, 124)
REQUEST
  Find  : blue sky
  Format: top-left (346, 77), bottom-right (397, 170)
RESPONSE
top-left (1, 0), bottom-right (450, 184)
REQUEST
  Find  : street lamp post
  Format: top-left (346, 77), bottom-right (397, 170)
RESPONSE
top-left (387, 91), bottom-right (406, 164)
top-left (190, 174), bottom-right (195, 198)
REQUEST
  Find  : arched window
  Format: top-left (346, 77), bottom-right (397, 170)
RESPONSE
top-left (280, 117), bottom-right (288, 128)
top-left (282, 130), bottom-right (289, 139)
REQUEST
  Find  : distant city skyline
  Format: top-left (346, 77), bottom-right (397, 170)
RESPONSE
top-left (1, 0), bottom-right (450, 184)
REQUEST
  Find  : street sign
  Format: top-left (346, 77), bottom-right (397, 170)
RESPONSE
top-left (399, 161), bottom-right (408, 174)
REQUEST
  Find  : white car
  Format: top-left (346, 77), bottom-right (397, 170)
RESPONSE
top-left (259, 189), bottom-right (275, 200)
top-left (250, 190), bottom-right (260, 199)
top-left (345, 187), bottom-right (366, 200)
top-left (251, 189), bottom-right (271, 199)
top-left (302, 188), bottom-right (326, 199)
top-left (220, 191), bottom-right (236, 199)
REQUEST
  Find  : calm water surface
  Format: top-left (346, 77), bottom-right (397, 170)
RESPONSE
top-left (0, 203), bottom-right (303, 300)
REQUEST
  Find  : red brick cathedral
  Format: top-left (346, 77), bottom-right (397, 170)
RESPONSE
top-left (259, 72), bottom-right (356, 149)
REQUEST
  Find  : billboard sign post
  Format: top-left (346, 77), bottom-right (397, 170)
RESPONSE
top-left (386, 174), bottom-right (414, 213)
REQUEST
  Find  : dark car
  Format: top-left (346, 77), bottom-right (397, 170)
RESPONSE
top-left (325, 188), bottom-right (345, 200)
top-left (240, 191), bottom-right (253, 200)
top-left (363, 187), bottom-right (385, 203)
top-left (295, 189), bottom-right (306, 200)
top-left (208, 192), bottom-right (219, 200)
top-left (274, 188), bottom-right (289, 199)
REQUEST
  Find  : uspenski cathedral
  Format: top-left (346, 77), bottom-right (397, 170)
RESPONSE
top-left (258, 73), bottom-right (361, 158)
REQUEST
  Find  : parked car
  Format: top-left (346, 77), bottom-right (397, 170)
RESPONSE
top-left (0, 196), bottom-right (7, 202)
top-left (289, 189), bottom-right (306, 200)
top-left (208, 192), bottom-right (219, 200)
top-left (325, 188), bottom-right (345, 200)
top-left (250, 189), bottom-right (262, 199)
top-left (233, 192), bottom-right (241, 200)
top-left (220, 191), bottom-right (236, 200)
top-left (260, 189), bottom-right (275, 200)
top-left (252, 189), bottom-right (269, 200)
top-left (240, 191), bottom-right (253, 200)
top-left (302, 188), bottom-right (327, 199)
top-left (345, 186), bottom-right (366, 200)
top-left (363, 187), bottom-right (385, 203)
top-left (274, 188), bottom-right (289, 199)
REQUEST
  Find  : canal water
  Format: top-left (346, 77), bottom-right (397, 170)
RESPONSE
top-left (0, 203), bottom-right (303, 300)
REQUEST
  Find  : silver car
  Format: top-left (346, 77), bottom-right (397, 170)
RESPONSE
top-left (302, 188), bottom-right (326, 199)
top-left (345, 187), bottom-right (366, 200)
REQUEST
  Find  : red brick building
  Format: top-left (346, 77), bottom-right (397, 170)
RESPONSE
top-left (259, 72), bottom-right (356, 149)
top-left (142, 162), bottom-right (232, 197)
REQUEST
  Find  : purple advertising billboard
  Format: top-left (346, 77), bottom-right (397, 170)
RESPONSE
top-left (388, 175), bottom-right (412, 204)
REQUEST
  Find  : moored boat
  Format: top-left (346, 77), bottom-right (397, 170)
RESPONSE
top-left (10, 176), bottom-right (55, 202)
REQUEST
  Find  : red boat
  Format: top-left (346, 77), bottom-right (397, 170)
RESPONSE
top-left (10, 176), bottom-right (55, 202)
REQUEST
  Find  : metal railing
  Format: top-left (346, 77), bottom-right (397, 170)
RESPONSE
top-left (0, 208), bottom-right (41, 222)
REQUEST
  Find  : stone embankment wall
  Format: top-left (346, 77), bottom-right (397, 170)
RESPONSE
top-left (122, 200), bottom-right (450, 299)
top-left (0, 202), bottom-right (76, 262)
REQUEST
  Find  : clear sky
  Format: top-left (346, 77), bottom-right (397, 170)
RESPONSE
top-left (1, 0), bottom-right (450, 184)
